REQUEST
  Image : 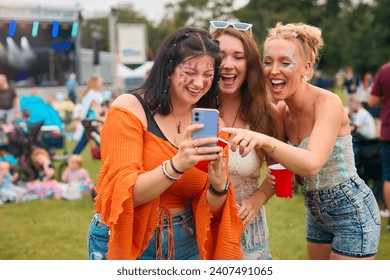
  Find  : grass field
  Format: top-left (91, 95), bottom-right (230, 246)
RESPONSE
top-left (0, 143), bottom-right (389, 260)
top-left (1, 188), bottom-right (389, 260)
top-left (1, 88), bottom-right (389, 260)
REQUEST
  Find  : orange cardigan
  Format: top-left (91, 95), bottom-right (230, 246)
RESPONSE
top-left (94, 106), bottom-right (243, 259)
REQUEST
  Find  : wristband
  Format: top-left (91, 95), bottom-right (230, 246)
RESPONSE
top-left (162, 160), bottom-right (181, 181)
top-left (170, 158), bottom-right (184, 174)
top-left (209, 179), bottom-right (230, 197)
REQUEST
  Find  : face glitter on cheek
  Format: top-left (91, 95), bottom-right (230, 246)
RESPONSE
top-left (203, 78), bottom-right (210, 87)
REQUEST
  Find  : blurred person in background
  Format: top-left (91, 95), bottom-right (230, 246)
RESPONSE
top-left (72, 74), bottom-right (104, 154)
top-left (369, 61), bottom-right (390, 230)
top-left (349, 96), bottom-right (377, 167)
top-left (343, 66), bottom-right (361, 115)
top-left (66, 73), bottom-right (78, 104)
top-left (0, 74), bottom-right (19, 124)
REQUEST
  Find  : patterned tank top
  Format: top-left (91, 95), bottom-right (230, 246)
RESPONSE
top-left (291, 135), bottom-right (357, 191)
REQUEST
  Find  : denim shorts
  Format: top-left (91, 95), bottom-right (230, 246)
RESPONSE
top-left (87, 207), bottom-right (199, 260)
top-left (302, 175), bottom-right (381, 258)
top-left (381, 141), bottom-right (390, 181)
top-left (87, 213), bottom-right (110, 260)
top-left (241, 207), bottom-right (272, 260)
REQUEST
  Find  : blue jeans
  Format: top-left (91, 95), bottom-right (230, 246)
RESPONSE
top-left (380, 141), bottom-right (390, 181)
top-left (72, 130), bottom-right (87, 154)
top-left (303, 175), bottom-right (381, 258)
top-left (87, 207), bottom-right (200, 260)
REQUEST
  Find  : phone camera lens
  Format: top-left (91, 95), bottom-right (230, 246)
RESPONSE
top-left (195, 117), bottom-right (199, 121)
top-left (195, 112), bottom-right (199, 116)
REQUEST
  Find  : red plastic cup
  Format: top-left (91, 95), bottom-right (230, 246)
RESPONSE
top-left (269, 163), bottom-right (294, 198)
top-left (195, 138), bottom-right (228, 172)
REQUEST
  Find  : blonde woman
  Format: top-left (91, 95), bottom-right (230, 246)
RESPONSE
top-left (72, 74), bottom-right (104, 154)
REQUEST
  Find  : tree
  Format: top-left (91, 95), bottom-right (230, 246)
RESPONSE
top-left (166, 0), bottom-right (235, 29)
top-left (234, 0), bottom-right (317, 44)
top-left (370, 0), bottom-right (390, 72)
top-left (79, 0), bottom-right (390, 75)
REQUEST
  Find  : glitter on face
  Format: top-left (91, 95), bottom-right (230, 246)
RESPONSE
top-left (177, 59), bottom-right (215, 87)
top-left (280, 51), bottom-right (296, 69)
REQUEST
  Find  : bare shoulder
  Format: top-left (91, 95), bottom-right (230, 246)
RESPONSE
top-left (111, 93), bottom-right (147, 126)
top-left (315, 87), bottom-right (344, 110)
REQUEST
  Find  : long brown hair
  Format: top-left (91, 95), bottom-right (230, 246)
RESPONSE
top-left (212, 27), bottom-right (279, 160)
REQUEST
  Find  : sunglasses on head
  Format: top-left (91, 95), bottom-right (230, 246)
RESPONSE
top-left (209, 20), bottom-right (253, 34)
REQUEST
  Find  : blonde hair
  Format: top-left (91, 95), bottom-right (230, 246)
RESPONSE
top-left (264, 22), bottom-right (324, 79)
top-left (0, 161), bottom-right (11, 172)
top-left (31, 148), bottom-right (51, 170)
top-left (68, 154), bottom-right (83, 167)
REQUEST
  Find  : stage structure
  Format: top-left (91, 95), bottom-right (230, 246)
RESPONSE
top-left (0, 2), bottom-right (82, 87)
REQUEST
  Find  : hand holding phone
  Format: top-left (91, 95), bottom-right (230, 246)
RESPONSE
top-left (192, 108), bottom-right (225, 172)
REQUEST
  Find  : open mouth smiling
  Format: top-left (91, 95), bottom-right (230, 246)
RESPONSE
top-left (271, 79), bottom-right (286, 91)
top-left (221, 74), bottom-right (237, 85)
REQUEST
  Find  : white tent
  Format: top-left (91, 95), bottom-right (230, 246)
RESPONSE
top-left (126, 61), bottom-right (154, 78)
top-left (117, 63), bottom-right (134, 78)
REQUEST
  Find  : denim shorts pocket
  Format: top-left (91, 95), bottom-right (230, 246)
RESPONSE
top-left (324, 196), bottom-right (357, 220)
top-left (364, 192), bottom-right (381, 225)
top-left (89, 216), bottom-right (110, 242)
top-left (88, 215), bottom-right (110, 260)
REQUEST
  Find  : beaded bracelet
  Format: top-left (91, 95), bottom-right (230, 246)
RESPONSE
top-left (268, 137), bottom-right (277, 155)
top-left (209, 179), bottom-right (230, 197)
top-left (162, 160), bottom-right (181, 181)
top-left (170, 158), bottom-right (184, 174)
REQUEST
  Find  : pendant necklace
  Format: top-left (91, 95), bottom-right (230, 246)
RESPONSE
top-left (177, 121), bottom-right (182, 134)
top-left (172, 112), bottom-right (188, 134)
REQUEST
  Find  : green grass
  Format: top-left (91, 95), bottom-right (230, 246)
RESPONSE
top-left (266, 192), bottom-right (390, 260)
top-left (1, 191), bottom-right (388, 260)
top-left (0, 139), bottom-right (389, 260)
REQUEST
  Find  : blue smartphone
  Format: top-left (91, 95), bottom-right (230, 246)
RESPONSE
top-left (192, 108), bottom-right (219, 147)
